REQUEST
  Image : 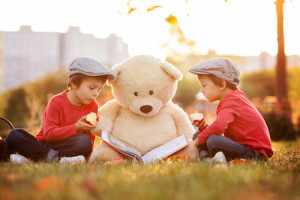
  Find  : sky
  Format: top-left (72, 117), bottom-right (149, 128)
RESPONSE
top-left (0, 0), bottom-right (299, 59)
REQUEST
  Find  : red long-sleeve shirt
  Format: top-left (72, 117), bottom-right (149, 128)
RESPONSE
top-left (198, 90), bottom-right (273, 159)
top-left (36, 90), bottom-right (97, 145)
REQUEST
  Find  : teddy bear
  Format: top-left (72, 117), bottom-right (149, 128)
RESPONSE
top-left (89, 55), bottom-right (199, 162)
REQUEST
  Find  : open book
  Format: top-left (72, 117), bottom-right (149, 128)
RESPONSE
top-left (101, 131), bottom-right (189, 164)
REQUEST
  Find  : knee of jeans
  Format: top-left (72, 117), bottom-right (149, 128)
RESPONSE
top-left (6, 129), bottom-right (22, 145)
top-left (77, 134), bottom-right (93, 152)
top-left (206, 135), bottom-right (220, 150)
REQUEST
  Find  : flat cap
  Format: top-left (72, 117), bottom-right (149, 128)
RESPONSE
top-left (68, 57), bottom-right (115, 80)
top-left (188, 57), bottom-right (240, 85)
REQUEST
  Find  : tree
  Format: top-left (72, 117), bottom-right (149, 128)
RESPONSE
top-left (274, 0), bottom-right (291, 114)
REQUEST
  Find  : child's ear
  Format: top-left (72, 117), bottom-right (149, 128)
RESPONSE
top-left (219, 80), bottom-right (227, 91)
top-left (69, 82), bottom-right (77, 90)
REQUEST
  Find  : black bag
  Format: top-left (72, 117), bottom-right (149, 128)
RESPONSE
top-left (0, 117), bottom-right (14, 162)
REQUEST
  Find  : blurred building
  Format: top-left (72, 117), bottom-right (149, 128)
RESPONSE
top-left (0, 26), bottom-right (129, 93)
top-left (232, 52), bottom-right (300, 73)
top-left (176, 50), bottom-right (300, 78)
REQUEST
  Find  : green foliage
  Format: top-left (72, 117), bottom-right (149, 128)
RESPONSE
top-left (0, 141), bottom-right (299, 200)
top-left (175, 77), bottom-right (200, 107)
top-left (240, 69), bottom-right (275, 99)
top-left (288, 66), bottom-right (300, 101)
top-left (26, 68), bottom-right (68, 107)
top-left (2, 87), bottom-right (30, 128)
top-left (288, 67), bottom-right (300, 122)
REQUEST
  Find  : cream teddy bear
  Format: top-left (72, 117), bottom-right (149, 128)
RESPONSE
top-left (89, 55), bottom-right (199, 162)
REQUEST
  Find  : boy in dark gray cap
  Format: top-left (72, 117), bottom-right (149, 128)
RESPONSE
top-left (188, 57), bottom-right (273, 163)
top-left (7, 57), bottom-right (115, 164)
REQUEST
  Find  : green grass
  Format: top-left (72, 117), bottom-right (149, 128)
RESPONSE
top-left (1, 140), bottom-right (300, 200)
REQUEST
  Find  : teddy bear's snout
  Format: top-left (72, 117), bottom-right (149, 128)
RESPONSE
top-left (140, 105), bottom-right (153, 113)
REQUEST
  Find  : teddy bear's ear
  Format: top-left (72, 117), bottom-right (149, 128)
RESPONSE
top-left (161, 62), bottom-right (183, 81)
top-left (108, 63), bottom-right (122, 84)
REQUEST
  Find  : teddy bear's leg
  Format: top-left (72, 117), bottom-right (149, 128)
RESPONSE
top-left (89, 143), bottom-right (126, 162)
top-left (175, 139), bottom-right (199, 161)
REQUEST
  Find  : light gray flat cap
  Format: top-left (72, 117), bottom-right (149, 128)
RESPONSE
top-left (68, 57), bottom-right (115, 80)
top-left (188, 57), bottom-right (240, 85)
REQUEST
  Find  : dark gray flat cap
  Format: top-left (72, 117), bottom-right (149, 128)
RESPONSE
top-left (68, 57), bottom-right (115, 80)
top-left (188, 57), bottom-right (240, 85)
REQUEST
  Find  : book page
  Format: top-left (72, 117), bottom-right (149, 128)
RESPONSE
top-left (101, 131), bottom-right (142, 159)
top-left (141, 135), bottom-right (188, 164)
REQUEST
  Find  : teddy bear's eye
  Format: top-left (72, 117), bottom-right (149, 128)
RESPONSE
top-left (149, 91), bottom-right (154, 95)
top-left (134, 92), bottom-right (138, 96)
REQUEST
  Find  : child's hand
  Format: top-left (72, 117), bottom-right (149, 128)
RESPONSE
top-left (192, 118), bottom-right (208, 132)
top-left (75, 115), bottom-right (96, 132)
top-left (190, 113), bottom-right (208, 131)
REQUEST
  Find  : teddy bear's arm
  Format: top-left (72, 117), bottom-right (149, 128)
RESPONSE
top-left (91, 100), bottom-right (121, 136)
top-left (169, 103), bottom-right (195, 140)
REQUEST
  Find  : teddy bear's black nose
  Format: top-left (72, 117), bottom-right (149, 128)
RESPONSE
top-left (140, 105), bottom-right (153, 113)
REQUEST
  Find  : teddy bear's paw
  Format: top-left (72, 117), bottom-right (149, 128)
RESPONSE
top-left (89, 143), bottom-right (126, 163)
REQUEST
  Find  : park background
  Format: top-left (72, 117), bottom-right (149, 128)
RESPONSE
top-left (0, 1), bottom-right (300, 199)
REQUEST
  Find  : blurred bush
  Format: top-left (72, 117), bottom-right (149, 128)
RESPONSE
top-left (263, 111), bottom-right (297, 141)
top-left (1, 87), bottom-right (30, 129)
top-left (252, 97), bottom-right (298, 141)
top-left (26, 68), bottom-right (68, 108)
top-left (240, 69), bottom-right (275, 100)
top-left (288, 67), bottom-right (300, 125)
top-left (175, 77), bottom-right (200, 107)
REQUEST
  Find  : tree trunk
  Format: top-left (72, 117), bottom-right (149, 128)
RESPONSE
top-left (275, 0), bottom-right (291, 114)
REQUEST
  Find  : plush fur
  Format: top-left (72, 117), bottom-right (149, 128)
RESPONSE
top-left (89, 55), bottom-right (199, 162)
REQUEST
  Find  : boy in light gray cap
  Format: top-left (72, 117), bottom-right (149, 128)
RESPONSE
top-left (7, 57), bottom-right (115, 164)
top-left (188, 57), bottom-right (273, 163)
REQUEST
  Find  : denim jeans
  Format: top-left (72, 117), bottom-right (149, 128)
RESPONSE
top-left (6, 128), bottom-right (93, 162)
top-left (201, 134), bottom-right (266, 161)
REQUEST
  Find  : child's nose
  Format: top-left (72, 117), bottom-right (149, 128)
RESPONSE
top-left (92, 90), bottom-right (98, 97)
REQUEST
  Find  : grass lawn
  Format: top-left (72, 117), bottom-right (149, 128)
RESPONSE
top-left (0, 140), bottom-right (299, 200)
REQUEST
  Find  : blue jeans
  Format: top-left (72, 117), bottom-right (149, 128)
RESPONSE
top-left (202, 134), bottom-right (266, 161)
top-left (6, 128), bottom-right (93, 162)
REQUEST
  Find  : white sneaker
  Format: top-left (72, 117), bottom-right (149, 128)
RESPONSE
top-left (59, 155), bottom-right (85, 164)
top-left (210, 151), bottom-right (227, 164)
top-left (10, 154), bottom-right (29, 164)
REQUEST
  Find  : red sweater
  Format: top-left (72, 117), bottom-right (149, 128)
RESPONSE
top-left (198, 90), bottom-right (273, 159)
top-left (36, 90), bottom-right (97, 145)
